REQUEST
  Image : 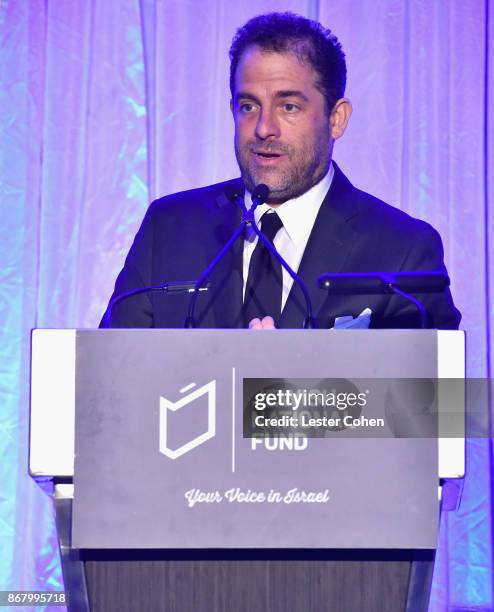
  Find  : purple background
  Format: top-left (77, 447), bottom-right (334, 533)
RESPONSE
top-left (0, 1), bottom-right (492, 610)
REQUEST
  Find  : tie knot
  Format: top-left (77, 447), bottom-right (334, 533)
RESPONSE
top-left (260, 212), bottom-right (283, 241)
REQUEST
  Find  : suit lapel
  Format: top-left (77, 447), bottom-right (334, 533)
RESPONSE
top-left (279, 164), bottom-right (360, 328)
top-left (203, 179), bottom-right (245, 328)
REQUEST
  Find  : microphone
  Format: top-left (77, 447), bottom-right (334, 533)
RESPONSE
top-left (317, 271), bottom-right (450, 329)
top-left (252, 184), bottom-right (269, 208)
top-left (224, 183), bottom-right (245, 209)
top-left (183, 183), bottom-right (267, 328)
top-left (224, 183), bottom-right (270, 223)
top-left (245, 187), bottom-right (317, 329)
top-left (102, 280), bottom-right (210, 327)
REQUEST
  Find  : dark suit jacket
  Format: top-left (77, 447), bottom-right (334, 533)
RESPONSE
top-left (101, 163), bottom-right (461, 330)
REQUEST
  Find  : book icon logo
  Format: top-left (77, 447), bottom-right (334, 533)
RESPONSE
top-left (159, 380), bottom-right (216, 459)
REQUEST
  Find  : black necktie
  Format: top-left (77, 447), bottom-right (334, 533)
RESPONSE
top-left (243, 212), bottom-right (284, 325)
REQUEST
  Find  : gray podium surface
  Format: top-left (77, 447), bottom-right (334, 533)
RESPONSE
top-left (73, 329), bottom-right (438, 550)
top-left (29, 328), bottom-right (465, 612)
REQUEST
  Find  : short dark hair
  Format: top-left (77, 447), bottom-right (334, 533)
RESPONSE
top-left (229, 12), bottom-right (346, 115)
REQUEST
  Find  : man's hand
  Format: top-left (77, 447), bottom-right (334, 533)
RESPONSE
top-left (248, 316), bottom-right (276, 329)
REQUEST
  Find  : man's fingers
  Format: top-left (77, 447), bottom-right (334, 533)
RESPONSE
top-left (248, 317), bottom-right (276, 329)
top-left (261, 316), bottom-right (276, 329)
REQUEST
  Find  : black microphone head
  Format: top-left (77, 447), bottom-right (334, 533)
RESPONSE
top-left (224, 183), bottom-right (243, 203)
top-left (252, 183), bottom-right (269, 205)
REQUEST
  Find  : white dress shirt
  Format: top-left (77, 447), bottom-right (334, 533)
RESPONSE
top-left (243, 163), bottom-right (335, 311)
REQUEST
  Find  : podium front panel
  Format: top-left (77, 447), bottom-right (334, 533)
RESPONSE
top-left (71, 329), bottom-right (441, 549)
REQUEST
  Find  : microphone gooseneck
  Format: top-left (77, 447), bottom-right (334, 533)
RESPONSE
top-left (245, 185), bottom-right (317, 329)
top-left (183, 184), bottom-right (264, 328)
top-left (104, 281), bottom-right (210, 327)
top-left (185, 182), bottom-right (317, 329)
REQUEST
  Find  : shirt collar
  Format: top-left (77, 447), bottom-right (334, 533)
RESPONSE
top-left (245, 162), bottom-right (334, 245)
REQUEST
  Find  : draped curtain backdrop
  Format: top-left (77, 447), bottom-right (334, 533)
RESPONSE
top-left (1, 1), bottom-right (492, 610)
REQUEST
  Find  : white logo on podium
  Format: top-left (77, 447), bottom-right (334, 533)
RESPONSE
top-left (159, 380), bottom-right (216, 459)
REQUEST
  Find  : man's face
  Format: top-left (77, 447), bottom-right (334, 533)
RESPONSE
top-left (232, 46), bottom-right (332, 204)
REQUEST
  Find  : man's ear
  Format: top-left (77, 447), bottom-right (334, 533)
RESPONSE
top-left (230, 99), bottom-right (234, 114)
top-left (330, 98), bottom-right (352, 140)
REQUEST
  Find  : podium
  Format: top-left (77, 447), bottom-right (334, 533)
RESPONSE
top-left (29, 329), bottom-right (465, 612)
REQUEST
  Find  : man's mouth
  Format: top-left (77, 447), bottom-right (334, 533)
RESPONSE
top-left (252, 151), bottom-right (284, 159)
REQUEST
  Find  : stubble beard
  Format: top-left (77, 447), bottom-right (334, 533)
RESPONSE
top-left (235, 134), bottom-right (332, 205)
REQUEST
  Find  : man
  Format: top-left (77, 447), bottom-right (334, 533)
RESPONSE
top-left (102, 12), bottom-right (460, 330)
top-left (97, 14), bottom-right (457, 611)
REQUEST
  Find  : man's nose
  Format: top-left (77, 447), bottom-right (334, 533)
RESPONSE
top-left (255, 109), bottom-right (281, 140)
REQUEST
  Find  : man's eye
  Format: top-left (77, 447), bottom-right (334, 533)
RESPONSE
top-left (283, 103), bottom-right (299, 113)
top-left (239, 103), bottom-right (257, 113)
